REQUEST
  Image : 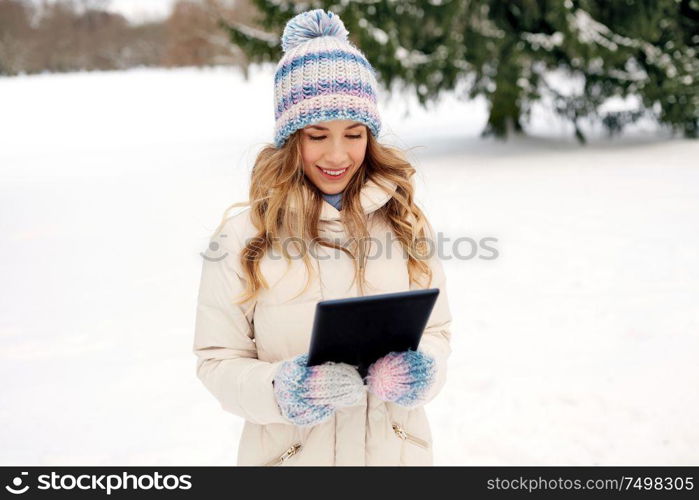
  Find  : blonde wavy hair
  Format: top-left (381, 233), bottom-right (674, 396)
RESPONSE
top-left (213, 127), bottom-right (434, 306)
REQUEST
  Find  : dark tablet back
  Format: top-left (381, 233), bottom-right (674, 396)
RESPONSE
top-left (307, 288), bottom-right (440, 379)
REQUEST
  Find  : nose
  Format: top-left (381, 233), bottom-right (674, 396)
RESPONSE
top-left (323, 142), bottom-right (350, 167)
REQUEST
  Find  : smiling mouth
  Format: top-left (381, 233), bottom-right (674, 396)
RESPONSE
top-left (317, 165), bottom-right (350, 179)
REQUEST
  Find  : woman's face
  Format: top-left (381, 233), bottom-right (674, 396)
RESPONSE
top-left (299, 119), bottom-right (368, 195)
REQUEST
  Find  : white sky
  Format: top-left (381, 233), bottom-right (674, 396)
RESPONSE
top-left (105, 0), bottom-right (176, 22)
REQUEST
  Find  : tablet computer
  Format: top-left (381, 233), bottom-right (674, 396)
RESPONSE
top-left (306, 288), bottom-right (440, 379)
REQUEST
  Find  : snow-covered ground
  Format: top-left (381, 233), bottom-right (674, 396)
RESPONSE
top-left (0, 66), bottom-right (697, 465)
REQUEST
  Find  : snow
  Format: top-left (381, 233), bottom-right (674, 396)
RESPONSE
top-left (569, 8), bottom-right (698, 82)
top-left (395, 46), bottom-right (432, 68)
top-left (572, 9), bottom-right (624, 52)
top-left (522, 31), bottom-right (564, 51)
top-left (0, 66), bottom-right (697, 465)
top-left (358, 18), bottom-right (389, 46)
top-left (228, 21), bottom-right (279, 46)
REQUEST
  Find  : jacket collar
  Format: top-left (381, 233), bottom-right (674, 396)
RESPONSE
top-left (290, 178), bottom-right (398, 221)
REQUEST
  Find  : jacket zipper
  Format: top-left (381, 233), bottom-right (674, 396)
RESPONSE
top-left (391, 422), bottom-right (429, 449)
top-left (265, 443), bottom-right (303, 466)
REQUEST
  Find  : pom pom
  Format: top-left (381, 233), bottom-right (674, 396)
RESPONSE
top-left (281, 9), bottom-right (349, 53)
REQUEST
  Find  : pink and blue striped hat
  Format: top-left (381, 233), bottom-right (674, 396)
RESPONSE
top-left (273, 9), bottom-right (382, 148)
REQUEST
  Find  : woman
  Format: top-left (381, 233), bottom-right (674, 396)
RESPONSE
top-left (193, 9), bottom-right (452, 466)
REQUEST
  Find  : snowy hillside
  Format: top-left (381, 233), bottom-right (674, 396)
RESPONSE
top-left (0, 66), bottom-right (697, 465)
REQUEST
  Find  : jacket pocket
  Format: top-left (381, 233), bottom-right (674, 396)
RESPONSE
top-left (391, 422), bottom-right (429, 449)
top-left (264, 442), bottom-right (303, 466)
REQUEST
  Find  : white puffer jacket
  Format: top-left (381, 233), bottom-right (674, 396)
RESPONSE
top-left (193, 179), bottom-right (453, 465)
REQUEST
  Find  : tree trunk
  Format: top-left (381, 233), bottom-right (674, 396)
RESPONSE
top-left (482, 47), bottom-right (523, 139)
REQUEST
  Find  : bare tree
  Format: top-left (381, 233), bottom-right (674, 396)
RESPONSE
top-left (0, 0), bottom-right (34, 74)
top-left (164, 0), bottom-right (258, 67)
top-left (0, 0), bottom-right (261, 75)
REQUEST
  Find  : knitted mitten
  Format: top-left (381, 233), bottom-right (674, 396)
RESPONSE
top-left (273, 353), bottom-right (365, 427)
top-left (365, 350), bottom-right (436, 408)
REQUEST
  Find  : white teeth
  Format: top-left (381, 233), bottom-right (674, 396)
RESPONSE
top-left (321, 168), bottom-right (347, 176)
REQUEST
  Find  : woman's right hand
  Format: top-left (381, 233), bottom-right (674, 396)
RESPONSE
top-left (273, 353), bottom-right (365, 427)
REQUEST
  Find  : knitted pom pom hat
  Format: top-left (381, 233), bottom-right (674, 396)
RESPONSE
top-left (273, 9), bottom-right (382, 148)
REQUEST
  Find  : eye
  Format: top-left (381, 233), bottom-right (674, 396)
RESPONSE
top-left (308, 134), bottom-right (362, 141)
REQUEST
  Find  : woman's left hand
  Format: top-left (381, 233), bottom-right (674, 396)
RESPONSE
top-left (364, 349), bottom-right (436, 408)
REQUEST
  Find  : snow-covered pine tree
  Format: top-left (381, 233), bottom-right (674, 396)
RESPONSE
top-left (220, 0), bottom-right (698, 142)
